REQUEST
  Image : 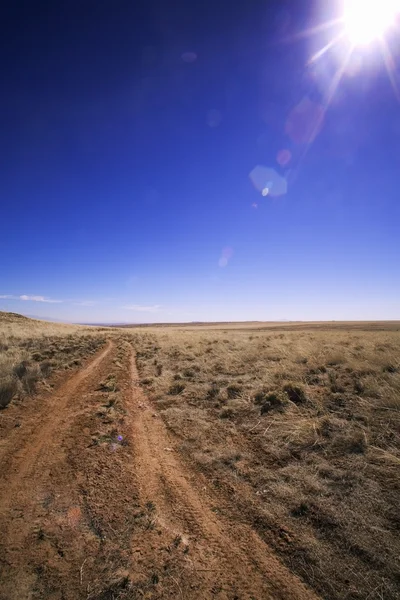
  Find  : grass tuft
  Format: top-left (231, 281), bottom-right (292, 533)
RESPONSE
top-left (282, 383), bottom-right (307, 404)
top-left (0, 377), bottom-right (19, 408)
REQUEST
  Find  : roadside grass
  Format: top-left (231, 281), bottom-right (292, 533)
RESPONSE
top-left (0, 312), bottom-right (107, 408)
top-left (131, 326), bottom-right (400, 600)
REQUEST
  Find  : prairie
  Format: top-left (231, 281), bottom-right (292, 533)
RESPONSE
top-left (131, 322), bottom-right (400, 599)
top-left (0, 313), bottom-right (399, 599)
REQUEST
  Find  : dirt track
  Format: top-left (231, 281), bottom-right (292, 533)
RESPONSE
top-left (0, 339), bottom-right (319, 599)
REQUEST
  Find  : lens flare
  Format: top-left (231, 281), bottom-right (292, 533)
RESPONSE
top-left (283, 0), bottom-right (400, 171)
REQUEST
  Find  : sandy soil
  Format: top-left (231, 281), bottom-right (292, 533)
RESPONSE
top-left (0, 338), bottom-right (318, 599)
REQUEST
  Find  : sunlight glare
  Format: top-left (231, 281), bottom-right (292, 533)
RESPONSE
top-left (343, 0), bottom-right (400, 45)
top-left (379, 36), bottom-right (400, 100)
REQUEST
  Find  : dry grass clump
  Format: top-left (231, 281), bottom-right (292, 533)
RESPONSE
top-left (131, 324), bottom-right (400, 600)
top-left (97, 374), bottom-right (119, 392)
top-left (0, 376), bottom-right (19, 408)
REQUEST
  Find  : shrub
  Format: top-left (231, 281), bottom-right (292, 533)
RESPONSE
top-left (168, 383), bottom-right (185, 395)
top-left (0, 377), bottom-right (19, 408)
top-left (183, 368), bottom-right (195, 379)
top-left (40, 361), bottom-right (52, 377)
top-left (13, 361), bottom-right (28, 379)
top-left (283, 384), bottom-right (307, 404)
top-left (206, 384), bottom-right (220, 399)
top-left (304, 372), bottom-right (320, 385)
top-left (97, 375), bottom-right (118, 392)
top-left (227, 385), bottom-right (242, 399)
top-left (219, 407), bottom-right (234, 419)
top-left (259, 392), bottom-right (286, 415)
top-left (383, 364), bottom-right (398, 374)
top-left (353, 378), bottom-right (364, 394)
top-left (22, 365), bottom-right (41, 394)
top-left (291, 503), bottom-right (309, 517)
top-left (254, 390), bottom-right (268, 405)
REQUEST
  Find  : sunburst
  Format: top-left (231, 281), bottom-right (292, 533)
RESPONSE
top-left (308, 0), bottom-right (400, 108)
top-left (284, 0), bottom-right (400, 166)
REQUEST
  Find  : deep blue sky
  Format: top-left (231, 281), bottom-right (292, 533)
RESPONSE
top-left (1, 0), bottom-right (399, 322)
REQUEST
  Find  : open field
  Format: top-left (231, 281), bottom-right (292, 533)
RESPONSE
top-left (1, 313), bottom-right (399, 599)
top-left (117, 320), bottom-right (400, 332)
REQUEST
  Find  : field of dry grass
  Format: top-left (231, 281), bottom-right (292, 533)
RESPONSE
top-left (1, 313), bottom-right (399, 599)
top-left (0, 312), bottom-right (106, 409)
top-left (132, 324), bottom-right (400, 599)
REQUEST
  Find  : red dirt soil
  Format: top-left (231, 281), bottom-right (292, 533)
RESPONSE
top-left (0, 339), bottom-right (319, 599)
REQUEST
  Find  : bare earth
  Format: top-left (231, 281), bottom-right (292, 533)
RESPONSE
top-left (0, 338), bottom-right (317, 599)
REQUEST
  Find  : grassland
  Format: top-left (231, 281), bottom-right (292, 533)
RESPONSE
top-left (0, 312), bottom-right (106, 408)
top-left (1, 313), bottom-right (399, 599)
top-left (131, 323), bottom-right (400, 599)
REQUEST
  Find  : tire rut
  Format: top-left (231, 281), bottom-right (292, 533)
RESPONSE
top-left (0, 340), bottom-right (116, 600)
top-left (0, 340), bottom-right (113, 515)
top-left (129, 347), bottom-right (319, 600)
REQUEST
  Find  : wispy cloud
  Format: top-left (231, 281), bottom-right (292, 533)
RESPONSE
top-left (123, 304), bottom-right (162, 313)
top-left (73, 300), bottom-right (97, 307)
top-left (20, 295), bottom-right (63, 303)
top-left (0, 294), bottom-right (63, 304)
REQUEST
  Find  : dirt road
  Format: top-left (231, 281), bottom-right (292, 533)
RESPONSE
top-left (0, 339), bottom-right (318, 599)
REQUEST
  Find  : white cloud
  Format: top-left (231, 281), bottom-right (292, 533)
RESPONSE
top-left (123, 304), bottom-right (162, 313)
top-left (0, 294), bottom-right (63, 303)
top-left (20, 295), bottom-right (63, 303)
top-left (73, 300), bottom-right (97, 307)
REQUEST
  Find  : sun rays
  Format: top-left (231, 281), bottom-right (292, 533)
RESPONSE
top-left (284, 0), bottom-right (400, 165)
top-left (305, 0), bottom-right (400, 112)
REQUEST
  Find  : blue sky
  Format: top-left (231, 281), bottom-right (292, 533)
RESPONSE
top-left (1, 0), bottom-right (399, 323)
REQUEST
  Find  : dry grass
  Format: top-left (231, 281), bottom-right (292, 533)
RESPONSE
top-left (0, 312), bottom-right (106, 409)
top-left (2, 312), bottom-right (400, 598)
top-left (131, 325), bottom-right (400, 600)
top-left (0, 311), bottom-right (85, 338)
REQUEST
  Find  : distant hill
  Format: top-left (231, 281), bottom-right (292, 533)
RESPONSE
top-left (0, 311), bottom-right (82, 336)
top-left (0, 311), bottom-right (35, 323)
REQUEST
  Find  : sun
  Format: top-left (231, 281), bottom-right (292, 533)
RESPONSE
top-left (304, 0), bottom-right (400, 104)
top-left (343, 0), bottom-right (400, 45)
top-left (285, 0), bottom-right (400, 164)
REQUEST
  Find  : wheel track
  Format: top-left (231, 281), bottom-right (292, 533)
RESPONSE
top-left (129, 347), bottom-right (319, 600)
top-left (0, 341), bottom-right (113, 521)
top-left (0, 340), bottom-right (116, 600)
